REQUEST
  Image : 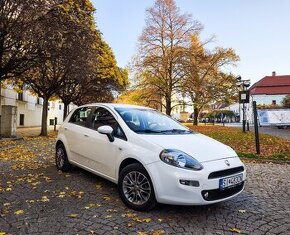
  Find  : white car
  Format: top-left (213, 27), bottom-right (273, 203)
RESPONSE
top-left (56, 103), bottom-right (246, 211)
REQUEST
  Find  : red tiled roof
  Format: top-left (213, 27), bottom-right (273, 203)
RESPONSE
top-left (250, 75), bottom-right (290, 95)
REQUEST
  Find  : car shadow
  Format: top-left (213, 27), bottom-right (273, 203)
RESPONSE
top-left (64, 166), bottom-right (252, 216)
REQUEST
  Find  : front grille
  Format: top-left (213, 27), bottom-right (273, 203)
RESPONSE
top-left (201, 182), bottom-right (244, 201)
top-left (208, 166), bottom-right (244, 179)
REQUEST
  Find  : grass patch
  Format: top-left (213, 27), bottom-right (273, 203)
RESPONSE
top-left (186, 124), bottom-right (290, 161)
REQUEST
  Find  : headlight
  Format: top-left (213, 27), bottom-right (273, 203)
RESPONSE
top-left (159, 149), bottom-right (203, 171)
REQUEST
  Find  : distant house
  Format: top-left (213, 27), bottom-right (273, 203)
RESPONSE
top-left (0, 86), bottom-right (76, 128)
top-left (249, 71), bottom-right (290, 106)
top-left (222, 72), bottom-right (290, 123)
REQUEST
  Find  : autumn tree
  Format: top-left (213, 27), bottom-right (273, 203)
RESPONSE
top-left (55, 1), bottom-right (102, 119)
top-left (23, 0), bottom-right (98, 136)
top-left (116, 87), bottom-right (162, 110)
top-left (0, 0), bottom-right (43, 82)
top-left (0, 0), bottom-right (45, 135)
top-left (72, 39), bottom-right (129, 107)
top-left (182, 34), bottom-right (239, 125)
top-left (134, 0), bottom-right (202, 115)
top-left (282, 94), bottom-right (290, 108)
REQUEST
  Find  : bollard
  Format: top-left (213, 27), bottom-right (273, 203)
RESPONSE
top-left (253, 101), bottom-right (260, 154)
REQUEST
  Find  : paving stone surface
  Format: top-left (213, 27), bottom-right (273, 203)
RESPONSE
top-left (0, 135), bottom-right (290, 234)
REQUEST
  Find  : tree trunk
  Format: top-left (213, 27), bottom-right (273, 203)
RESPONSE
top-left (63, 103), bottom-right (68, 121)
top-left (40, 97), bottom-right (49, 136)
top-left (193, 106), bottom-right (199, 126)
top-left (0, 80), bottom-right (2, 138)
top-left (165, 97), bottom-right (171, 115)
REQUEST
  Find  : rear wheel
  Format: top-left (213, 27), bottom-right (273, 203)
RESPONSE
top-left (118, 163), bottom-right (157, 211)
top-left (55, 143), bottom-right (72, 171)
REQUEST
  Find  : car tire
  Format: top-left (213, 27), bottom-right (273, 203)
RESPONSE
top-left (55, 143), bottom-right (72, 171)
top-left (118, 163), bottom-right (157, 211)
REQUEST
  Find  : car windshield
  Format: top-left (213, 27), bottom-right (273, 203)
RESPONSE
top-left (115, 107), bottom-right (194, 134)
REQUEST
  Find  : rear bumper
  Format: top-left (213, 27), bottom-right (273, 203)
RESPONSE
top-left (146, 157), bottom-right (246, 205)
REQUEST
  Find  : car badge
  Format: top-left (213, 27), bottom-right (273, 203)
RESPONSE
top-left (225, 160), bottom-right (230, 166)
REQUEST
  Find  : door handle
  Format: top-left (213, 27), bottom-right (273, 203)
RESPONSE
top-left (84, 134), bottom-right (89, 137)
top-left (64, 127), bottom-right (68, 130)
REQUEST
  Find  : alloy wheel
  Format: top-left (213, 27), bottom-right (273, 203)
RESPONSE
top-left (122, 171), bottom-right (151, 205)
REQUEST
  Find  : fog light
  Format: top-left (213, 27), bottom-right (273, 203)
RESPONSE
top-left (179, 180), bottom-right (199, 187)
top-left (204, 192), bottom-right (209, 199)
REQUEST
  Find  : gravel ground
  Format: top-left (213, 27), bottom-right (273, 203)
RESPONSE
top-left (0, 136), bottom-right (289, 235)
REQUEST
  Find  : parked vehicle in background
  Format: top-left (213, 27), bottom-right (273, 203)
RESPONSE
top-left (258, 109), bottom-right (290, 129)
top-left (55, 103), bottom-right (246, 211)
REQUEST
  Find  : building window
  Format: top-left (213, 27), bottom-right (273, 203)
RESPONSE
top-left (59, 104), bottom-right (62, 110)
top-left (37, 97), bottom-right (40, 105)
top-left (272, 100), bottom-right (276, 106)
top-left (18, 93), bottom-right (23, 101)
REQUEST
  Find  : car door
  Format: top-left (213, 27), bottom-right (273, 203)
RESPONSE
top-left (64, 106), bottom-right (94, 165)
top-left (83, 106), bottom-right (127, 180)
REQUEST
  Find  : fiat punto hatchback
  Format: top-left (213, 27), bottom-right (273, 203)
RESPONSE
top-left (56, 103), bottom-right (246, 211)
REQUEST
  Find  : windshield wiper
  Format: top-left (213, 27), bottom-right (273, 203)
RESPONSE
top-left (160, 129), bottom-right (193, 133)
top-left (134, 129), bottom-right (162, 134)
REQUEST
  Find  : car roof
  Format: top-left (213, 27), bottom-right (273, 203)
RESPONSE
top-left (77, 103), bottom-right (154, 110)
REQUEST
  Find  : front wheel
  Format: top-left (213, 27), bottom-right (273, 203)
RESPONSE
top-left (118, 163), bottom-right (157, 211)
top-left (55, 143), bottom-right (72, 171)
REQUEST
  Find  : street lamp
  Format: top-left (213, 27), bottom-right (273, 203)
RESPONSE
top-left (236, 76), bottom-right (251, 133)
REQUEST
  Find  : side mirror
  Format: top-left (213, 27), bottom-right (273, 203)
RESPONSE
top-left (97, 125), bottom-right (114, 142)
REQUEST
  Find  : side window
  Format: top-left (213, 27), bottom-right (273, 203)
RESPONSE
top-left (91, 107), bottom-right (126, 140)
top-left (69, 107), bottom-right (92, 127)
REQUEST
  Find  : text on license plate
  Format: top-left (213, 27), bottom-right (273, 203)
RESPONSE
top-left (219, 174), bottom-right (243, 189)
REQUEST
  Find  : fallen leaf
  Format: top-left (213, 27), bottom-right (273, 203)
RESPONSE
top-left (31, 182), bottom-right (40, 186)
top-left (143, 218), bottom-right (151, 223)
top-left (14, 210), bottom-right (24, 215)
top-left (238, 209), bottom-right (246, 213)
top-left (40, 196), bottom-right (49, 202)
top-left (152, 230), bottom-right (166, 235)
top-left (96, 184), bottom-right (102, 189)
top-left (230, 227), bottom-right (241, 234)
top-left (68, 214), bottom-right (78, 218)
top-left (127, 223), bottom-right (134, 227)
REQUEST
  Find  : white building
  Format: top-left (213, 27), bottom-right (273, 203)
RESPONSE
top-left (249, 72), bottom-right (290, 106)
top-left (0, 86), bottom-right (75, 128)
top-left (224, 72), bottom-right (290, 123)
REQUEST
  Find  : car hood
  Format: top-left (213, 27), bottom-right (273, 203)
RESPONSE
top-left (138, 133), bottom-right (237, 163)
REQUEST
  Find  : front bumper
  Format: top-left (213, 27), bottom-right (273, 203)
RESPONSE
top-left (146, 157), bottom-right (246, 205)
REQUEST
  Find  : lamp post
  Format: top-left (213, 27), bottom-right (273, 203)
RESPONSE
top-left (237, 76), bottom-right (251, 133)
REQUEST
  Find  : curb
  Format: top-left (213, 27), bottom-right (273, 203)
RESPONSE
top-left (241, 157), bottom-right (290, 165)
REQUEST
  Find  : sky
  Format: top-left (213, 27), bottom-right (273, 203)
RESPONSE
top-left (92, 0), bottom-right (290, 84)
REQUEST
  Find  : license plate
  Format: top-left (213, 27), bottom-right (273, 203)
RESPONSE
top-left (219, 174), bottom-right (243, 190)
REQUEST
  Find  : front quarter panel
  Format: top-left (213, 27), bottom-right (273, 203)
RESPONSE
top-left (115, 132), bottom-right (163, 181)
top-left (56, 124), bottom-right (72, 162)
